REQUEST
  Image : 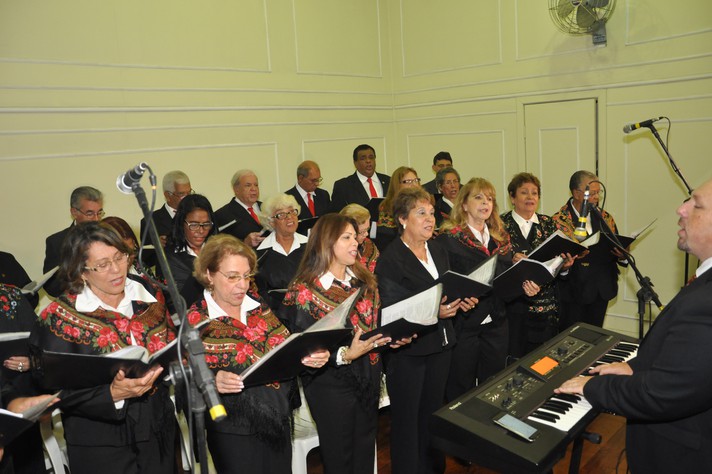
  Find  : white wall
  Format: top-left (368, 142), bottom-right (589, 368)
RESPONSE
top-left (1, 0), bottom-right (711, 335)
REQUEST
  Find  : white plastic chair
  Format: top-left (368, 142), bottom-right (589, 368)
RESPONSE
top-left (41, 409), bottom-right (68, 474)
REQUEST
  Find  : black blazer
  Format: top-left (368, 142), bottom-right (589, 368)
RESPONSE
top-left (422, 179), bottom-right (440, 196)
top-left (214, 199), bottom-right (264, 240)
top-left (584, 269), bottom-right (712, 472)
top-left (139, 205), bottom-right (173, 243)
top-left (557, 201), bottom-right (622, 304)
top-left (330, 172), bottom-right (391, 212)
top-left (375, 238), bottom-right (454, 356)
top-left (42, 225), bottom-right (73, 297)
top-left (284, 186), bottom-right (331, 235)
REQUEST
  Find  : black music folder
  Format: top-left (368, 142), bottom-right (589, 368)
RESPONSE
top-left (436, 254), bottom-right (497, 301)
top-left (0, 332), bottom-right (30, 362)
top-left (36, 339), bottom-right (181, 390)
top-left (493, 256), bottom-right (565, 302)
top-left (0, 392), bottom-right (59, 447)
top-left (239, 288), bottom-right (363, 386)
top-left (526, 230), bottom-right (587, 263)
top-left (361, 284), bottom-right (442, 342)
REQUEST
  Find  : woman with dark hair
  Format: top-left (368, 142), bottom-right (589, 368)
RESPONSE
top-left (102, 216), bottom-right (145, 275)
top-left (502, 173), bottom-right (574, 358)
top-left (340, 203), bottom-right (379, 272)
top-left (434, 167), bottom-right (461, 228)
top-left (437, 178), bottom-right (540, 401)
top-left (375, 166), bottom-right (422, 251)
top-left (30, 222), bottom-right (176, 474)
top-left (375, 187), bottom-right (476, 474)
top-left (187, 234), bottom-right (328, 473)
top-left (280, 213), bottom-right (394, 474)
top-left (165, 194), bottom-right (218, 308)
top-left (254, 194), bottom-right (308, 311)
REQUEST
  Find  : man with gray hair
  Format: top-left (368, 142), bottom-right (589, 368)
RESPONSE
top-left (215, 169), bottom-right (266, 248)
top-left (43, 186), bottom-right (104, 296)
top-left (285, 160), bottom-right (331, 235)
top-left (139, 170), bottom-right (192, 247)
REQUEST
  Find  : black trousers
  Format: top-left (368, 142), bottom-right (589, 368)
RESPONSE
top-left (303, 367), bottom-right (379, 474)
top-left (207, 428), bottom-right (291, 474)
top-left (386, 349), bottom-right (451, 474)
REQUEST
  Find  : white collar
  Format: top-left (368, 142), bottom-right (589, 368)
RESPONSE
top-left (76, 277), bottom-right (157, 317)
top-left (164, 203), bottom-right (178, 218)
top-left (234, 197), bottom-right (259, 212)
top-left (356, 171), bottom-right (376, 183)
top-left (319, 267), bottom-right (355, 290)
top-left (257, 232), bottom-right (308, 256)
top-left (204, 289), bottom-right (259, 325)
top-left (442, 197), bottom-right (454, 208)
top-left (697, 257), bottom-right (712, 278)
top-left (295, 183), bottom-right (311, 200)
top-left (185, 245), bottom-right (200, 258)
top-left (468, 223), bottom-right (490, 246)
top-left (511, 210), bottom-right (540, 226)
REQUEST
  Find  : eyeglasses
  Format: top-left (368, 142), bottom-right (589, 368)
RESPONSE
top-left (272, 209), bottom-right (299, 220)
top-left (166, 189), bottom-right (195, 198)
top-left (442, 179), bottom-right (460, 186)
top-left (401, 178), bottom-right (421, 185)
top-left (309, 177), bottom-right (324, 185)
top-left (215, 270), bottom-right (255, 283)
top-left (185, 221), bottom-right (214, 231)
top-left (85, 253), bottom-right (129, 273)
top-left (73, 208), bottom-right (105, 219)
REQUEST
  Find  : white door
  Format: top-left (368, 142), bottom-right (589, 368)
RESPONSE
top-left (523, 98), bottom-right (598, 216)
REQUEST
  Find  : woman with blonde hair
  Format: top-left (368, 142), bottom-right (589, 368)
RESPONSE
top-left (340, 203), bottom-right (379, 272)
top-left (437, 177), bottom-right (540, 401)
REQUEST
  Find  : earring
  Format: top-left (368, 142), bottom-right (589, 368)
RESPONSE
top-left (402, 223), bottom-right (407, 231)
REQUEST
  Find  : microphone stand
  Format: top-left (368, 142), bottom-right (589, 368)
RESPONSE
top-left (127, 177), bottom-right (223, 474)
top-left (590, 206), bottom-right (663, 340)
top-left (646, 124), bottom-right (694, 287)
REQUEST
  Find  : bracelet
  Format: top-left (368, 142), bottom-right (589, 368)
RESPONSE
top-left (337, 346), bottom-right (352, 365)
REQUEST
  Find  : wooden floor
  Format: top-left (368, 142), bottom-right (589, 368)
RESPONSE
top-left (307, 408), bottom-right (629, 474)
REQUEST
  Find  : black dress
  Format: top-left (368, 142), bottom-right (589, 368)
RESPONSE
top-left (254, 236), bottom-right (307, 312)
top-left (435, 225), bottom-right (512, 401)
top-left (500, 211), bottom-right (561, 358)
top-left (375, 239), bottom-right (455, 474)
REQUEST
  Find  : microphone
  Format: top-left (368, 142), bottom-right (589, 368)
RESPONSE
top-left (183, 327), bottom-right (227, 422)
top-left (573, 186), bottom-right (590, 242)
top-left (623, 117), bottom-right (662, 134)
top-left (116, 162), bottom-right (149, 194)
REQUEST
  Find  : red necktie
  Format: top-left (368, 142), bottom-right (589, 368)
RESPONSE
top-left (306, 192), bottom-right (316, 217)
top-left (247, 207), bottom-right (260, 224)
top-left (367, 177), bottom-right (378, 198)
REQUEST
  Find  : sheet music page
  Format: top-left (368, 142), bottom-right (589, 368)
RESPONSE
top-left (381, 284), bottom-right (441, 326)
top-left (0, 331), bottom-right (30, 342)
top-left (543, 255), bottom-right (565, 276)
top-left (306, 289), bottom-right (362, 333)
top-left (21, 266), bottom-right (58, 294)
top-left (468, 254), bottom-right (497, 285)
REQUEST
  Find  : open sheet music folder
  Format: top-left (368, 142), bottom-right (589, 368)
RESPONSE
top-left (361, 284), bottom-right (442, 342)
top-left (239, 288), bottom-right (363, 386)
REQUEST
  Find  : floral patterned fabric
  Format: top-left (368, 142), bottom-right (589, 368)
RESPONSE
top-left (37, 276), bottom-right (175, 356)
top-left (186, 289), bottom-right (294, 449)
top-left (359, 237), bottom-right (379, 273)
